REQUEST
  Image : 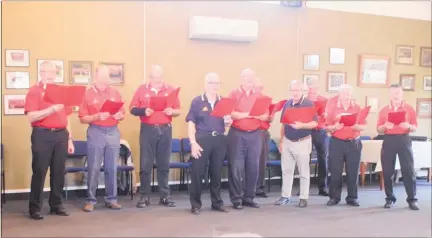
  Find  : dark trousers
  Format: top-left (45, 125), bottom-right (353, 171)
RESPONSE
top-left (189, 133), bottom-right (227, 209)
top-left (29, 128), bottom-right (68, 214)
top-left (381, 134), bottom-right (417, 203)
top-left (139, 123), bottom-right (172, 198)
top-left (227, 128), bottom-right (262, 204)
top-left (328, 137), bottom-right (362, 202)
top-left (256, 130), bottom-right (270, 194)
top-left (311, 129), bottom-right (328, 190)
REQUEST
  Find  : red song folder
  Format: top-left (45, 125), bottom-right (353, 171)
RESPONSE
top-left (281, 106), bottom-right (317, 124)
top-left (149, 96), bottom-right (167, 111)
top-left (44, 84), bottom-right (86, 106)
top-left (314, 100), bottom-right (327, 115)
top-left (339, 113), bottom-right (358, 127)
top-left (388, 111), bottom-right (406, 125)
top-left (100, 100), bottom-right (124, 115)
top-left (166, 87), bottom-right (180, 107)
top-left (269, 100), bottom-right (287, 115)
top-left (249, 96), bottom-right (272, 117)
top-left (211, 98), bottom-right (236, 117)
top-left (356, 106), bottom-right (371, 124)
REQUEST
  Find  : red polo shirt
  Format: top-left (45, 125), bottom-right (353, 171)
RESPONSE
top-left (326, 100), bottom-right (365, 140)
top-left (229, 88), bottom-right (262, 131)
top-left (79, 85), bottom-right (124, 127)
top-left (24, 83), bottom-right (68, 129)
top-left (129, 83), bottom-right (180, 125)
top-left (308, 94), bottom-right (327, 130)
top-left (377, 101), bottom-right (417, 135)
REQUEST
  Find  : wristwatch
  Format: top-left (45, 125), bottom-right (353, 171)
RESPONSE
top-left (190, 140), bottom-right (197, 145)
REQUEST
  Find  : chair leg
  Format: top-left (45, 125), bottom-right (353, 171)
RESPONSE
top-left (151, 167), bottom-right (155, 193)
top-left (368, 163), bottom-right (372, 185)
top-left (130, 171), bottom-right (133, 200)
top-left (267, 168), bottom-right (271, 193)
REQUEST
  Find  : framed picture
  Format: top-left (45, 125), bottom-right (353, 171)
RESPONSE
top-left (303, 54), bottom-right (320, 71)
top-left (5, 71), bottom-right (30, 89)
top-left (5, 49), bottom-right (30, 67)
top-left (399, 74), bottom-right (415, 91)
top-left (358, 54), bottom-right (390, 88)
top-left (326, 71), bottom-right (346, 93)
top-left (420, 47), bottom-right (432, 67)
top-left (329, 48), bottom-right (345, 64)
top-left (365, 96), bottom-right (379, 113)
top-left (37, 60), bottom-right (64, 83)
top-left (3, 95), bottom-right (26, 115)
top-left (100, 62), bottom-right (124, 85)
top-left (423, 76), bottom-right (431, 91)
top-left (416, 98), bottom-right (432, 119)
top-left (70, 61), bottom-right (93, 85)
top-left (303, 74), bottom-right (319, 86)
top-left (395, 45), bottom-right (414, 65)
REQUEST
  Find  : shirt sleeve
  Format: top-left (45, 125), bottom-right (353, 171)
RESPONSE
top-left (116, 90), bottom-right (126, 114)
top-left (356, 105), bottom-right (367, 125)
top-left (129, 86), bottom-right (142, 110)
top-left (172, 97), bottom-right (181, 110)
top-left (376, 107), bottom-right (387, 128)
top-left (78, 92), bottom-right (89, 118)
top-left (185, 99), bottom-right (198, 123)
top-left (407, 105), bottom-right (418, 127)
top-left (24, 89), bottom-right (39, 114)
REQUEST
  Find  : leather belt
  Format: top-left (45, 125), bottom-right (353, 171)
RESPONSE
top-left (288, 135), bottom-right (311, 142)
top-left (333, 136), bottom-right (359, 142)
top-left (33, 127), bottom-right (66, 132)
top-left (197, 131), bottom-right (223, 137)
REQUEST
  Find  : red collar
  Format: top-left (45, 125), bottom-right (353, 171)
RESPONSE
top-left (389, 100), bottom-right (405, 110)
top-left (239, 86), bottom-right (255, 95)
top-left (92, 85), bottom-right (109, 93)
top-left (337, 98), bottom-right (355, 109)
top-left (146, 82), bottom-right (166, 90)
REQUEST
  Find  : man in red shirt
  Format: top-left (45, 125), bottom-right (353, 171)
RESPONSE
top-left (79, 66), bottom-right (124, 212)
top-left (325, 84), bottom-right (365, 207)
top-left (24, 61), bottom-right (75, 220)
top-left (377, 84), bottom-right (419, 210)
top-left (227, 69), bottom-right (269, 209)
top-left (129, 65), bottom-right (181, 208)
top-left (306, 79), bottom-right (329, 196)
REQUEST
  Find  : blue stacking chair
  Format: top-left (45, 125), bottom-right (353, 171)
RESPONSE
top-left (64, 141), bottom-right (88, 200)
top-left (266, 139), bottom-right (281, 192)
top-left (360, 136), bottom-right (372, 141)
top-left (180, 138), bottom-right (192, 186)
top-left (1, 143), bottom-right (5, 205)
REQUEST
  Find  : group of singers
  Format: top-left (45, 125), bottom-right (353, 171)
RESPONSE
top-left (24, 61), bottom-right (420, 220)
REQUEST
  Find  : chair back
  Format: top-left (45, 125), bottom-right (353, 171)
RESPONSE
top-left (359, 136), bottom-right (372, 140)
top-left (171, 139), bottom-right (182, 153)
top-left (181, 138), bottom-right (191, 153)
top-left (269, 139), bottom-right (278, 153)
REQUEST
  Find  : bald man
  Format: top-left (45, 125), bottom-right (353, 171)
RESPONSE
top-left (24, 61), bottom-right (75, 220)
top-left (79, 66), bottom-right (125, 212)
top-left (130, 65), bottom-right (181, 208)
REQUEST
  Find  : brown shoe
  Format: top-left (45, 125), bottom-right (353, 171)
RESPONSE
top-left (83, 203), bottom-right (94, 212)
top-left (105, 202), bottom-right (122, 210)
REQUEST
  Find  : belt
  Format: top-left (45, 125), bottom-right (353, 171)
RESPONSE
top-left (142, 123), bottom-right (171, 127)
top-left (232, 127), bottom-right (259, 133)
top-left (33, 127), bottom-right (66, 132)
top-left (287, 135), bottom-right (311, 142)
top-left (197, 131), bottom-right (224, 137)
top-left (333, 136), bottom-right (359, 142)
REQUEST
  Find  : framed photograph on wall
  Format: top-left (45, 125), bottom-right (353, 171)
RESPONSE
top-left (395, 45), bottom-right (414, 65)
top-left (303, 74), bottom-right (319, 86)
top-left (423, 76), bottom-right (431, 91)
top-left (329, 48), bottom-right (345, 64)
top-left (70, 61), bottom-right (93, 85)
top-left (399, 74), bottom-right (415, 91)
top-left (327, 71), bottom-right (346, 93)
top-left (5, 49), bottom-right (30, 67)
top-left (100, 62), bottom-right (124, 85)
top-left (420, 47), bottom-right (432, 67)
top-left (3, 95), bottom-right (26, 115)
top-left (358, 54), bottom-right (390, 88)
top-left (37, 60), bottom-right (64, 83)
top-left (303, 54), bottom-right (320, 71)
top-left (416, 98), bottom-right (432, 119)
top-left (5, 71), bottom-right (30, 89)
top-left (365, 96), bottom-right (379, 113)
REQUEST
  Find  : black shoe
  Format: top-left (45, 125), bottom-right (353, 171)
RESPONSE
top-left (136, 197), bottom-right (149, 208)
top-left (275, 197), bottom-right (290, 206)
top-left (255, 192), bottom-right (268, 198)
top-left (408, 201), bottom-right (419, 211)
top-left (159, 197), bottom-right (176, 207)
top-left (49, 207), bottom-right (70, 216)
top-left (211, 206), bottom-right (229, 213)
top-left (318, 189), bottom-right (329, 196)
top-left (29, 212), bottom-right (44, 220)
top-left (384, 200), bottom-right (395, 209)
top-left (242, 200), bottom-right (260, 208)
top-left (232, 202), bottom-right (244, 210)
top-left (298, 199), bottom-right (308, 208)
top-left (191, 208), bottom-right (200, 215)
top-left (346, 200), bottom-right (360, 207)
top-left (327, 199), bottom-right (339, 206)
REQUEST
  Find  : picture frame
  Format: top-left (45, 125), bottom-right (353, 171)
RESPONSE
top-left (99, 62), bottom-right (124, 85)
top-left (3, 95), bottom-right (26, 115)
top-left (70, 61), bottom-right (93, 85)
top-left (303, 74), bottom-right (319, 86)
top-left (329, 48), bottom-right (345, 65)
top-left (420, 47), bottom-right (432, 67)
top-left (326, 71), bottom-right (346, 93)
top-left (365, 96), bottom-right (379, 113)
top-left (395, 45), bottom-right (414, 65)
top-left (416, 98), bottom-right (432, 119)
top-left (5, 49), bottom-right (30, 67)
top-left (358, 54), bottom-right (390, 88)
top-left (399, 74), bottom-right (415, 91)
top-left (303, 54), bottom-right (320, 71)
top-left (37, 60), bottom-right (64, 83)
top-left (5, 71), bottom-right (30, 89)
top-left (423, 76), bottom-right (431, 91)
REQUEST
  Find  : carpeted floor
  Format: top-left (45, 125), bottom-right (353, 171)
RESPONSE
top-left (1, 183), bottom-right (431, 237)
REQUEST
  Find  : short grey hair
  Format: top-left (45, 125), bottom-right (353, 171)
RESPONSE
top-left (289, 80), bottom-right (307, 90)
top-left (240, 68), bottom-right (255, 77)
top-left (338, 84), bottom-right (353, 93)
top-left (205, 72), bottom-right (219, 82)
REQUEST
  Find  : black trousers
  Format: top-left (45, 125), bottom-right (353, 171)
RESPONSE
top-left (256, 130), bottom-right (270, 194)
top-left (189, 133), bottom-right (227, 209)
top-left (29, 128), bottom-right (68, 214)
top-left (311, 129), bottom-right (328, 190)
top-left (139, 123), bottom-right (172, 198)
top-left (328, 137), bottom-right (362, 202)
top-left (381, 134), bottom-right (417, 203)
